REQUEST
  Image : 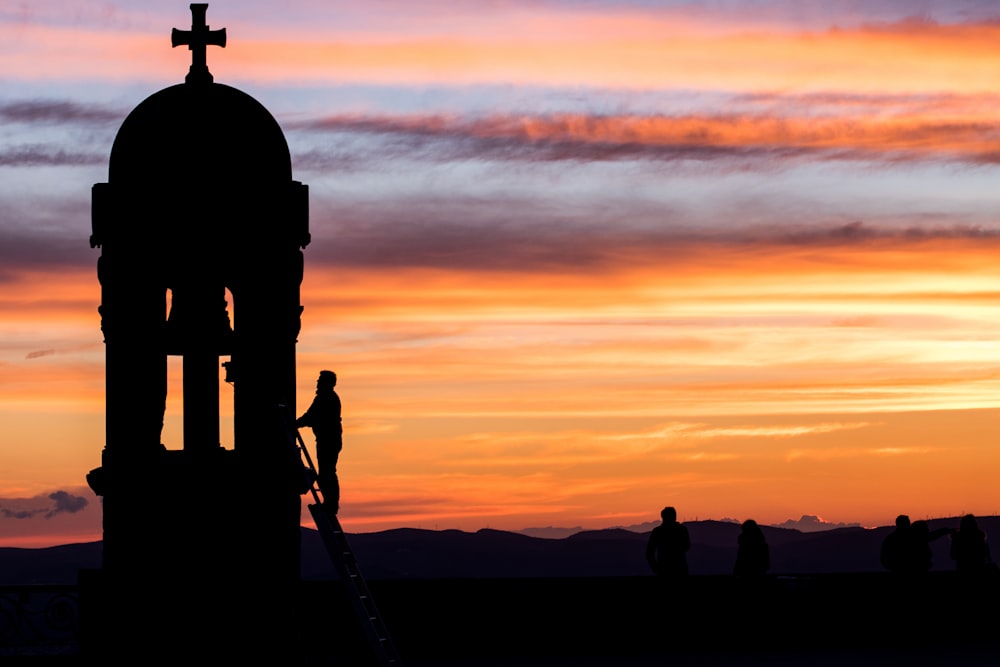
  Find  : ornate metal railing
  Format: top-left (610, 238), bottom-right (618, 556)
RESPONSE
top-left (0, 586), bottom-right (79, 656)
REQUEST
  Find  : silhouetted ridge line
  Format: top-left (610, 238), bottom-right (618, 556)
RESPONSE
top-left (6, 517), bottom-right (998, 584)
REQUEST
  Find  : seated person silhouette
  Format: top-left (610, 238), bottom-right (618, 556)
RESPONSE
top-left (646, 506), bottom-right (691, 577)
top-left (297, 370), bottom-right (342, 514)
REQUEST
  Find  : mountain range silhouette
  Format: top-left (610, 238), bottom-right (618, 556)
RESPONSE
top-left (1, 515), bottom-right (990, 585)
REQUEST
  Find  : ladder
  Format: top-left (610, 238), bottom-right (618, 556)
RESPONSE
top-left (280, 405), bottom-right (403, 667)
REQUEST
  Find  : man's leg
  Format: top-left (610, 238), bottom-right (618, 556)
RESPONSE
top-left (326, 473), bottom-right (340, 515)
top-left (317, 440), bottom-right (341, 513)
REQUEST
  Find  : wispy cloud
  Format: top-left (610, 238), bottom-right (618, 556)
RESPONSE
top-left (0, 145), bottom-right (104, 167)
top-left (25, 343), bottom-right (99, 360)
top-left (0, 229), bottom-right (93, 273)
top-left (771, 514), bottom-right (862, 532)
top-left (301, 209), bottom-right (1000, 274)
top-left (292, 106), bottom-right (1000, 168)
top-left (0, 488), bottom-right (101, 547)
top-left (0, 100), bottom-right (124, 125)
top-left (785, 446), bottom-right (935, 462)
top-left (601, 421), bottom-right (873, 442)
top-left (0, 490), bottom-right (89, 520)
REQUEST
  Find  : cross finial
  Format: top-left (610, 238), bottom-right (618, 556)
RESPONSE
top-left (171, 4), bottom-right (227, 85)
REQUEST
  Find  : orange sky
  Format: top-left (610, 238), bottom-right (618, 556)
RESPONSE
top-left (5, 238), bottom-right (1000, 543)
top-left (2, 1), bottom-right (1000, 545)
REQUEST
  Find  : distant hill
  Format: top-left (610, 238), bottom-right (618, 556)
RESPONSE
top-left (307, 517), bottom-right (972, 580)
top-left (0, 541), bottom-right (102, 585)
top-left (1, 516), bottom-right (991, 585)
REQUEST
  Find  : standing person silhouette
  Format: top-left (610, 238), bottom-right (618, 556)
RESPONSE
top-left (646, 506), bottom-right (691, 577)
top-left (297, 370), bottom-right (342, 514)
top-left (882, 515), bottom-right (951, 573)
top-left (881, 514), bottom-right (913, 573)
top-left (950, 514), bottom-right (992, 574)
top-left (733, 519), bottom-right (770, 577)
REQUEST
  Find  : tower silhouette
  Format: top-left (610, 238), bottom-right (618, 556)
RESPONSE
top-left (85, 4), bottom-right (309, 660)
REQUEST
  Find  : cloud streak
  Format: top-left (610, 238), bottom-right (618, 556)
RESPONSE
top-left (785, 446), bottom-right (936, 462)
top-left (0, 145), bottom-right (104, 167)
top-left (302, 213), bottom-right (1000, 274)
top-left (0, 100), bottom-right (125, 126)
top-left (292, 106), bottom-right (1000, 168)
top-left (601, 421), bottom-right (874, 442)
top-left (0, 490), bottom-right (89, 520)
top-left (771, 514), bottom-right (862, 532)
top-left (0, 228), bottom-right (93, 274)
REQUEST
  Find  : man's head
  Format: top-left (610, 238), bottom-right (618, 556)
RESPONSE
top-left (895, 514), bottom-right (910, 529)
top-left (317, 370), bottom-right (337, 391)
top-left (661, 506), bottom-right (677, 523)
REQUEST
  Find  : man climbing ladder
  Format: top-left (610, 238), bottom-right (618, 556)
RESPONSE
top-left (283, 399), bottom-right (402, 667)
top-left (297, 369), bottom-right (342, 513)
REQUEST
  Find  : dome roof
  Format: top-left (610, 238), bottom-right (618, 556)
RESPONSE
top-left (109, 82), bottom-right (292, 186)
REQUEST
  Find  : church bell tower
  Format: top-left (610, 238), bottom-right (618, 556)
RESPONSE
top-left (86, 4), bottom-right (309, 658)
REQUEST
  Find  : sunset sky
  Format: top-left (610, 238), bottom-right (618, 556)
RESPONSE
top-left (3, 0), bottom-right (1000, 547)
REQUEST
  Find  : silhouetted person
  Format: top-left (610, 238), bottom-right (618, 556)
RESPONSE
top-left (646, 506), bottom-right (690, 577)
top-left (734, 519), bottom-right (770, 577)
top-left (297, 370), bottom-right (342, 514)
top-left (881, 514), bottom-right (913, 573)
top-left (880, 514), bottom-right (948, 573)
top-left (950, 514), bottom-right (992, 574)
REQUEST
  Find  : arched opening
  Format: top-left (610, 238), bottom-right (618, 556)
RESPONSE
top-left (161, 286), bottom-right (235, 451)
top-left (163, 288), bottom-right (183, 450)
top-left (220, 286), bottom-right (235, 450)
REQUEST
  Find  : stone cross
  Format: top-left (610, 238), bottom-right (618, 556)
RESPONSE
top-left (171, 3), bottom-right (227, 84)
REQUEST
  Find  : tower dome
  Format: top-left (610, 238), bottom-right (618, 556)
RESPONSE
top-left (90, 2), bottom-right (306, 248)
top-left (92, 81), bottom-right (307, 247)
top-left (109, 82), bottom-right (292, 186)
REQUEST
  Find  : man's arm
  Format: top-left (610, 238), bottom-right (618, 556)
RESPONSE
top-left (296, 399), bottom-right (317, 428)
top-left (928, 527), bottom-right (954, 542)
